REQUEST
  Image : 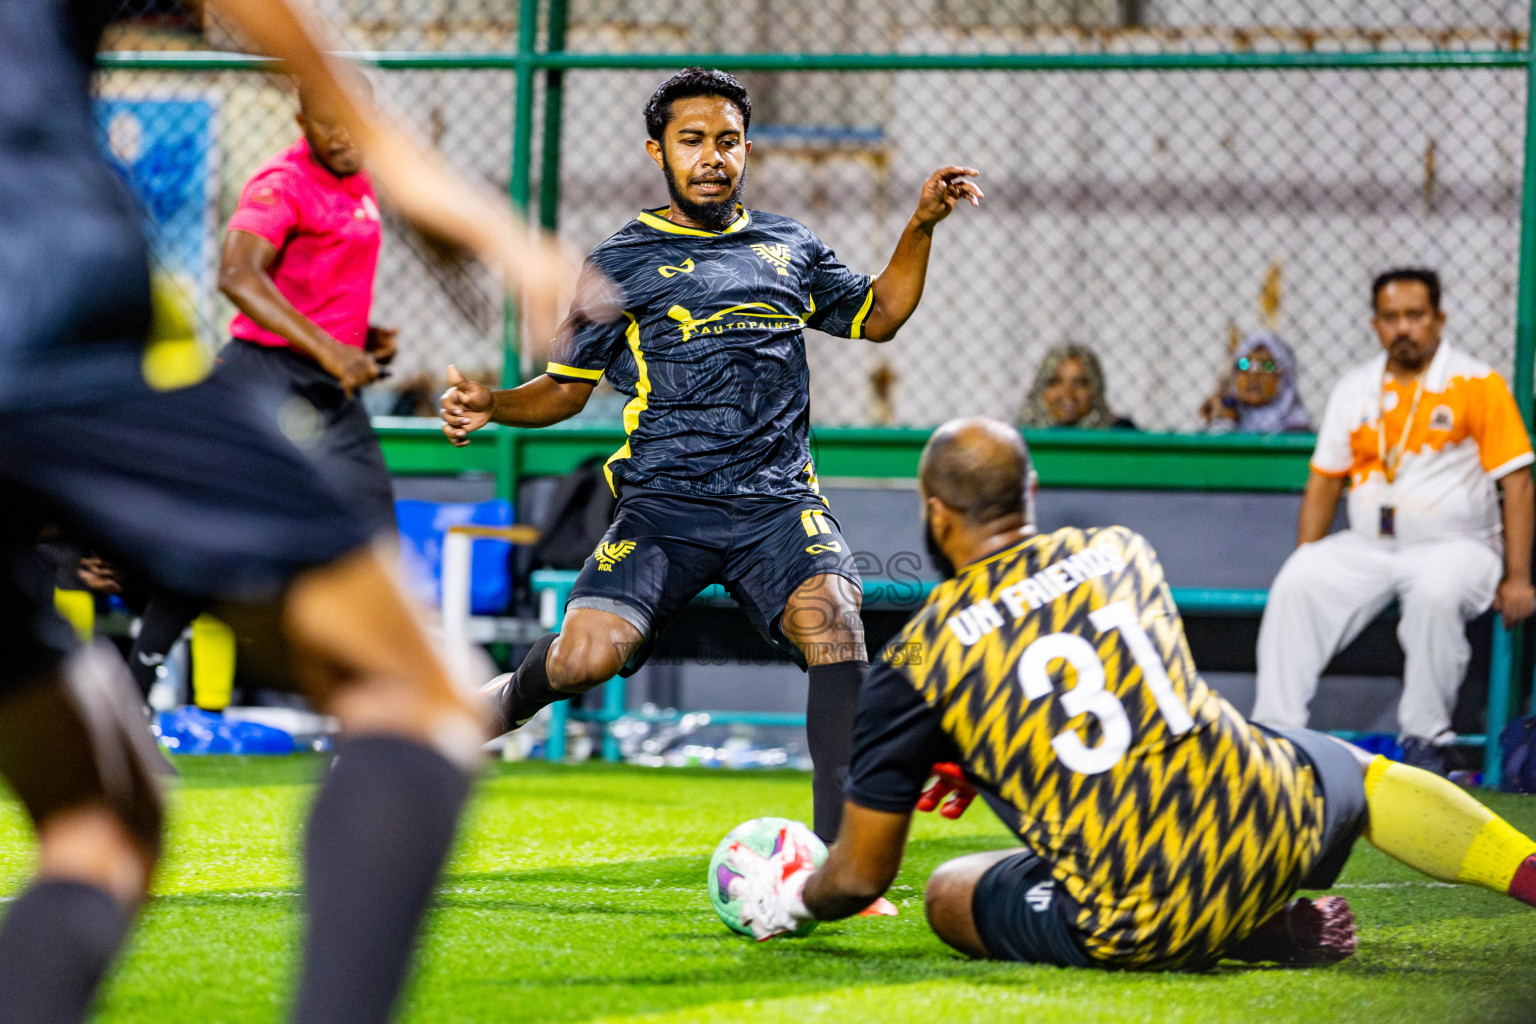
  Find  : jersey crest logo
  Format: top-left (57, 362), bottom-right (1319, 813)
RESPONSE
top-left (1429, 404), bottom-right (1454, 431)
top-left (1025, 881), bottom-right (1055, 912)
top-left (666, 303), bottom-right (803, 342)
top-left (595, 540), bottom-right (637, 571)
top-left (657, 258), bottom-right (695, 278)
top-left (750, 242), bottom-right (793, 276)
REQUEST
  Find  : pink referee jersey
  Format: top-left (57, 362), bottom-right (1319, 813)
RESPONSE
top-left (227, 138), bottom-right (382, 350)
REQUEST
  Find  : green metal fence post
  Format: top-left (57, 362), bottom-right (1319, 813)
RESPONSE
top-left (1499, 5), bottom-right (1536, 788)
top-left (494, 0), bottom-right (542, 502)
top-left (538, 0), bottom-right (569, 233)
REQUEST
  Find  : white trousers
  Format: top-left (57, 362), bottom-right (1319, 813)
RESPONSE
top-left (1252, 530), bottom-right (1501, 740)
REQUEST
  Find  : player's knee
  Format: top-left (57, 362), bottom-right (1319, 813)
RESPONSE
top-left (924, 861), bottom-right (982, 954)
top-left (547, 630), bottom-right (627, 691)
top-left (783, 582), bottom-right (866, 664)
top-left (37, 802), bottom-right (159, 907)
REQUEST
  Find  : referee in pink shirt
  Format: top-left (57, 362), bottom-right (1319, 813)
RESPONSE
top-left (217, 84), bottom-right (397, 534)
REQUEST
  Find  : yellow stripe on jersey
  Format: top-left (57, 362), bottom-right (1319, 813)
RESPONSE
top-left (886, 526), bottom-right (1327, 970)
top-left (603, 313), bottom-right (650, 497)
top-left (546, 361), bottom-right (603, 381)
top-left (636, 206), bottom-right (752, 237)
top-left (848, 285), bottom-right (876, 339)
top-left (800, 510), bottom-right (832, 536)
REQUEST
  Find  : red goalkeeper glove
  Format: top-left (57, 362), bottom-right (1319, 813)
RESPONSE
top-left (916, 762), bottom-right (977, 820)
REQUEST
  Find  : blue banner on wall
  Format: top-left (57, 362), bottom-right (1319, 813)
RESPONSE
top-left (94, 98), bottom-right (217, 330)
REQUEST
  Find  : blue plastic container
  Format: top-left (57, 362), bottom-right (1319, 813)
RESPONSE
top-left (156, 707), bottom-right (296, 756)
top-left (395, 498), bottom-right (515, 614)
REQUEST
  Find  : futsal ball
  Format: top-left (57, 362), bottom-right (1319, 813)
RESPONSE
top-left (708, 817), bottom-right (828, 938)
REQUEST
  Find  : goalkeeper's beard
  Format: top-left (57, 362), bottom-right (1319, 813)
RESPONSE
top-left (924, 521), bottom-right (957, 580)
top-left (662, 152), bottom-right (747, 231)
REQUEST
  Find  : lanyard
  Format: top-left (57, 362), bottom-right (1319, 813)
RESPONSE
top-left (1377, 373), bottom-right (1426, 486)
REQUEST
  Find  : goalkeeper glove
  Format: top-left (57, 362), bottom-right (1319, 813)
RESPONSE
top-left (916, 762), bottom-right (977, 820)
top-left (724, 825), bottom-right (820, 941)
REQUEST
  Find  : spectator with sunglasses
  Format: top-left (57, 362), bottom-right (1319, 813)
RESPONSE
top-left (1202, 330), bottom-right (1313, 434)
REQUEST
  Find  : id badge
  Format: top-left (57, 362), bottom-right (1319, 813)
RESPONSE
top-left (1379, 505), bottom-right (1396, 538)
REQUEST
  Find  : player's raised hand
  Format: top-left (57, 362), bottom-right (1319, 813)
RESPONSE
top-left (911, 165), bottom-right (983, 229)
top-left (916, 762), bottom-right (977, 820)
top-left (440, 365), bottom-right (495, 447)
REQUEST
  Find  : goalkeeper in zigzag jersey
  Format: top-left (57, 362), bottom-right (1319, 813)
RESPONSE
top-left (440, 67), bottom-right (982, 844)
top-left (726, 418), bottom-right (1536, 970)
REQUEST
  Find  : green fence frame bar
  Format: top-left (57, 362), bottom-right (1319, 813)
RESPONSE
top-left (97, 48), bottom-right (1532, 73)
top-left (374, 421), bottom-right (1317, 492)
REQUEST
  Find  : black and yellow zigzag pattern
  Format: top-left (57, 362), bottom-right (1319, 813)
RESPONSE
top-left (889, 526), bottom-right (1326, 969)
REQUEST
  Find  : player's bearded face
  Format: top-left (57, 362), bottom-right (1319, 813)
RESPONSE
top-left (923, 516), bottom-right (958, 580)
top-left (661, 149), bottom-right (746, 232)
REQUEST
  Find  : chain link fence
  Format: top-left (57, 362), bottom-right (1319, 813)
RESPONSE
top-left (98, 1), bottom-right (1531, 429)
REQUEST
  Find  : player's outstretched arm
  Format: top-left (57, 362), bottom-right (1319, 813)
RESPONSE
top-left (861, 165), bottom-right (983, 343)
top-left (729, 804), bottom-right (908, 941)
top-left (207, 0), bottom-right (577, 347)
top-left (802, 803), bottom-right (911, 921)
top-left (439, 366), bottom-right (593, 444)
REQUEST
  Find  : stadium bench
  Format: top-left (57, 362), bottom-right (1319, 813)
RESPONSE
top-left (438, 532), bottom-right (1516, 787)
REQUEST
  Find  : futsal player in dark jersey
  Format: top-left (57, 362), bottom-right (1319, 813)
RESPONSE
top-left (728, 419), bottom-right (1536, 968)
top-left (0, 2), bottom-right (567, 1021)
top-left (442, 68), bottom-right (982, 842)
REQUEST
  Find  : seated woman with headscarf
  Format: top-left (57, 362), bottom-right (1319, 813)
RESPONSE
top-left (1019, 343), bottom-right (1137, 430)
top-left (1202, 330), bottom-right (1313, 434)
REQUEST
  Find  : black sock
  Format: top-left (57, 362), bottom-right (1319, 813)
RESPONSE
top-left (806, 660), bottom-right (867, 842)
top-left (499, 632), bottom-right (563, 731)
top-left (127, 590), bottom-right (203, 697)
top-left (292, 736), bottom-right (471, 1024)
top-left (0, 880), bottom-right (130, 1024)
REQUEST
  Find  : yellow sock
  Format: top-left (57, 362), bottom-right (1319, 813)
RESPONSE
top-left (1363, 756), bottom-right (1536, 895)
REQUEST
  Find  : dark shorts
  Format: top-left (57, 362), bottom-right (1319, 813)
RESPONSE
top-left (566, 490), bottom-right (861, 674)
top-left (0, 373), bottom-right (370, 695)
top-left (1268, 727), bottom-right (1371, 890)
top-left (218, 340), bottom-right (397, 535)
top-left (972, 850), bottom-right (1092, 968)
top-left (971, 729), bottom-right (1366, 969)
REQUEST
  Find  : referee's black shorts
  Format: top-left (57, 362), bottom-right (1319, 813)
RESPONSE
top-left (0, 372), bottom-right (370, 697)
top-left (216, 339), bottom-right (397, 535)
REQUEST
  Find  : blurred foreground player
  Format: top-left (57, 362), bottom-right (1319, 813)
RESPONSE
top-left (728, 419), bottom-right (1536, 968)
top-left (0, 1), bottom-right (567, 1021)
top-left (443, 68), bottom-right (982, 841)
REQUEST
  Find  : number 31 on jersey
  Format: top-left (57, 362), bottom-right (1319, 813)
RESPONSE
top-left (1016, 601), bottom-right (1194, 775)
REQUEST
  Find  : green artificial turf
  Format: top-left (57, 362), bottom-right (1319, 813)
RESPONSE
top-left (1, 756), bottom-right (1533, 1023)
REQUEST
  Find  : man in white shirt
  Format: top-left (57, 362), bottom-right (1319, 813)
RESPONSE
top-left (1252, 268), bottom-right (1536, 774)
